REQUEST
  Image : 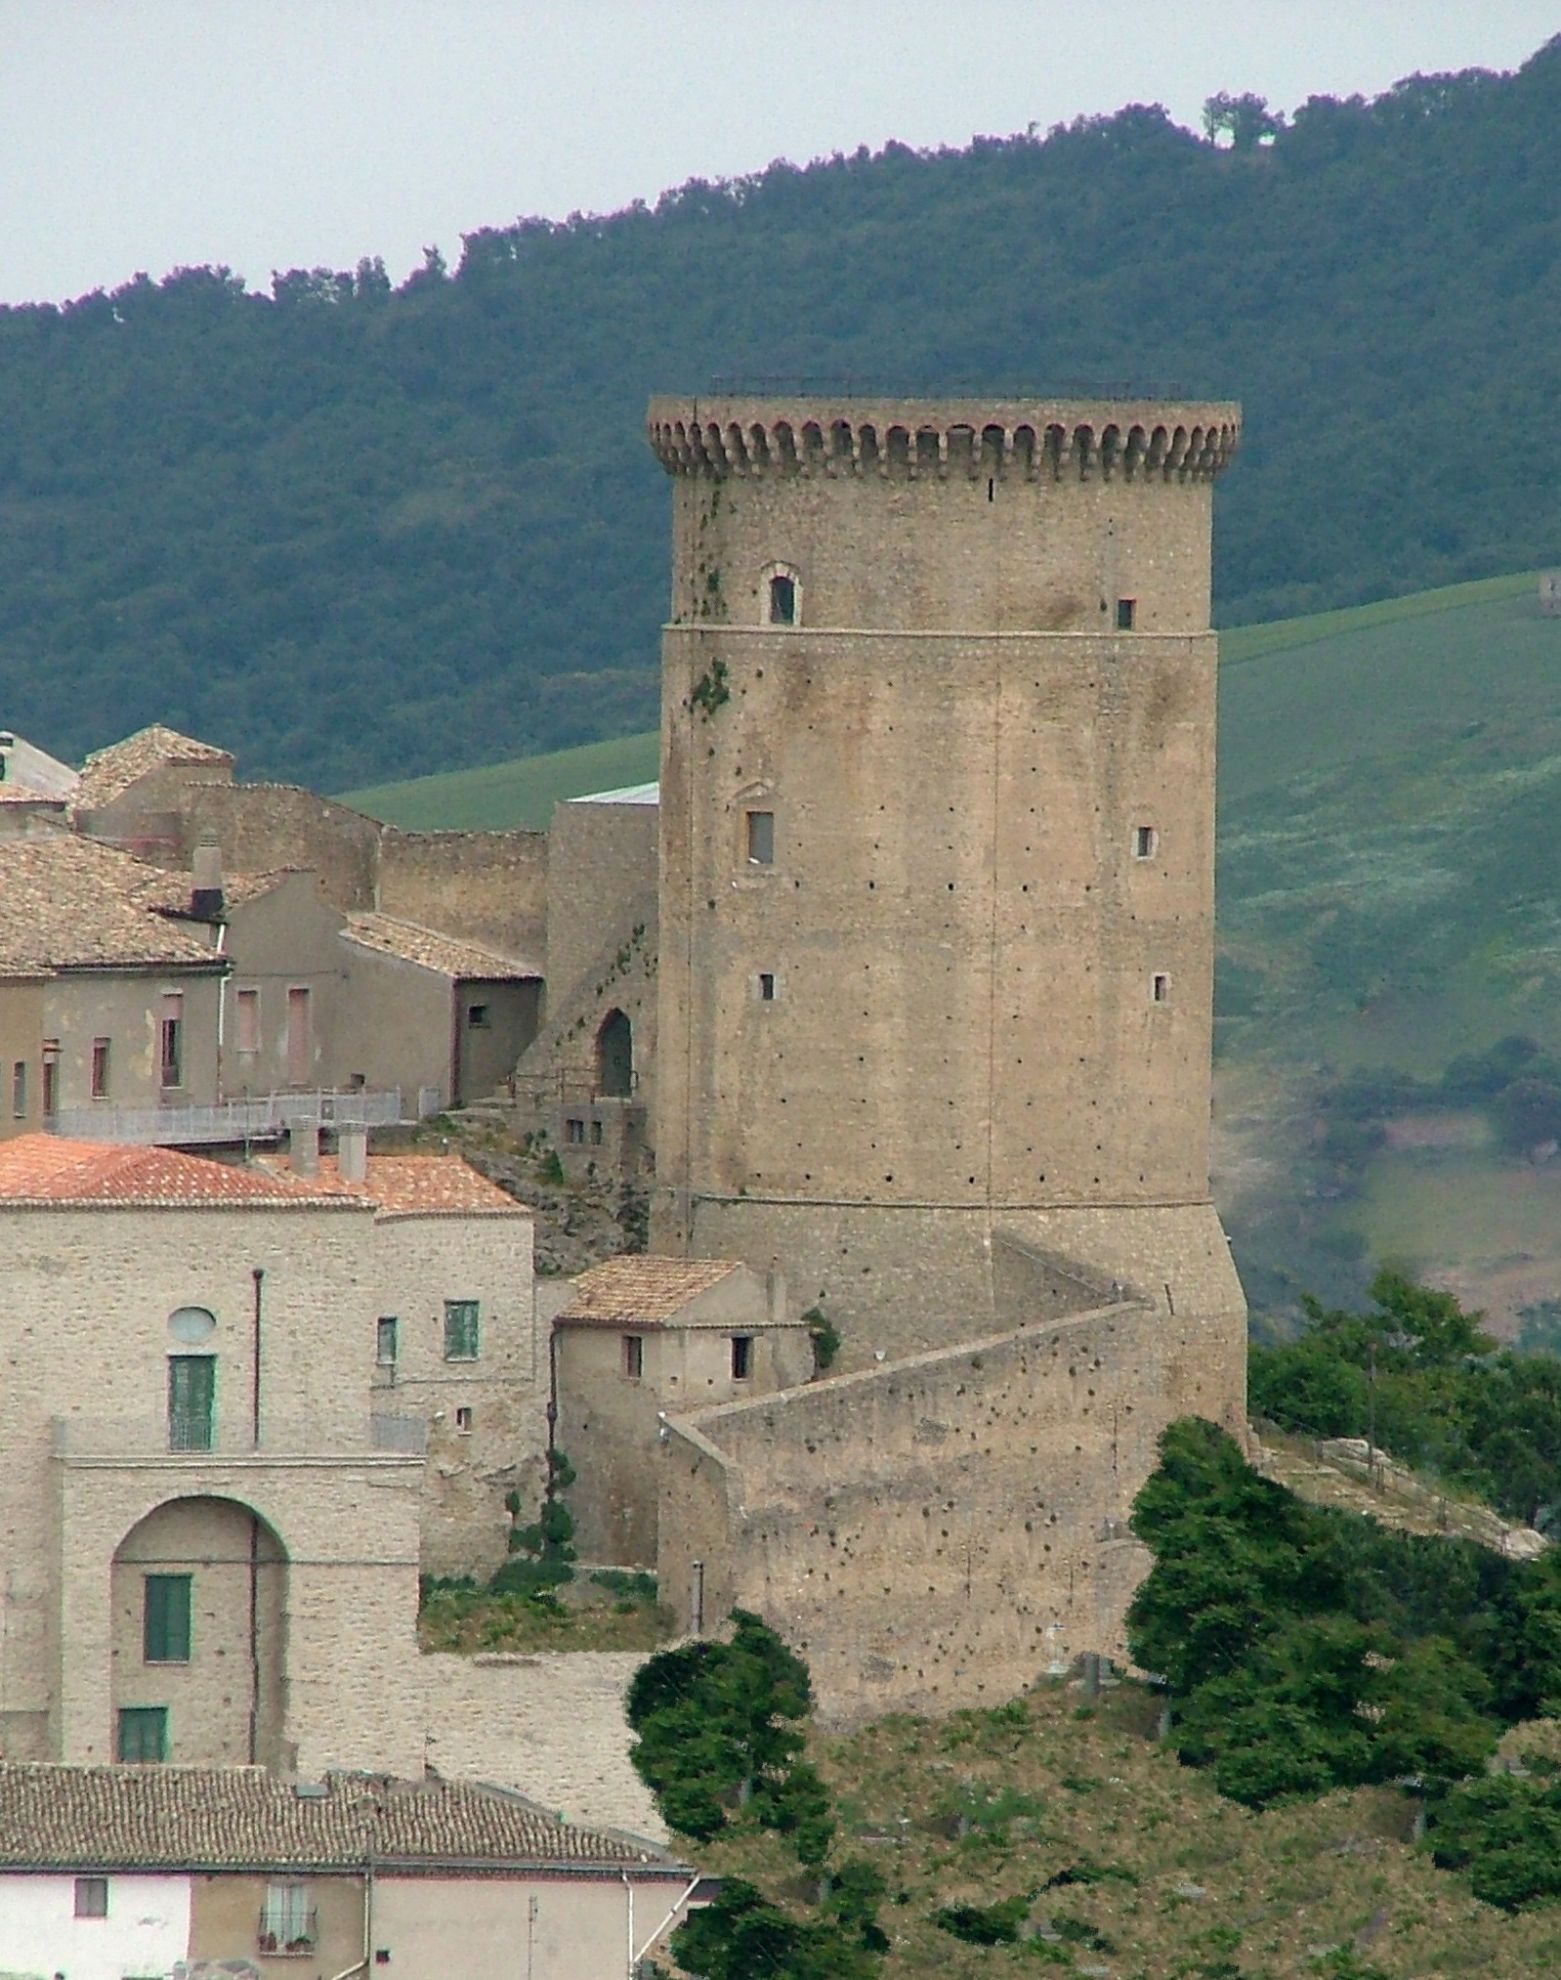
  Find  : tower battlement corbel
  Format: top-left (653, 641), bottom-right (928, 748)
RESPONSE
top-left (648, 394), bottom-right (1240, 483)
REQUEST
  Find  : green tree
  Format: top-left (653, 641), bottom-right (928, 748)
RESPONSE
top-left (626, 1611), bottom-right (825, 1853)
top-left (1431, 1774), bottom-right (1561, 1910)
top-left (670, 1879), bottom-right (880, 1980)
top-left (1201, 90), bottom-right (1287, 149)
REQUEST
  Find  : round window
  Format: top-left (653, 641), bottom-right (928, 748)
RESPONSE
top-left (168, 1306), bottom-right (217, 1345)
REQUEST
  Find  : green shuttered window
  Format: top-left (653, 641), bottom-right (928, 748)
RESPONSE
top-left (144, 1574), bottom-right (192, 1663)
top-left (443, 1299), bottom-right (480, 1361)
top-left (117, 1706), bottom-right (168, 1763)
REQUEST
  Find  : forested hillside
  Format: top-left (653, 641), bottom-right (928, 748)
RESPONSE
top-left (2, 40), bottom-right (1559, 789)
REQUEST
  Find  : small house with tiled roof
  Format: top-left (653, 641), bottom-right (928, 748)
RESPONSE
top-left (73, 723), bottom-right (235, 852)
top-left (0, 1763), bottom-right (698, 1979)
top-left (0, 834), bottom-right (230, 1137)
top-left (0, 1130), bottom-right (540, 1781)
top-left (340, 910), bottom-right (542, 1107)
top-left (553, 1255), bottom-right (812, 1565)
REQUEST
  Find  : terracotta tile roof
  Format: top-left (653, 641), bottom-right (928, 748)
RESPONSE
top-left (0, 1136), bottom-right (366, 1210)
top-left (558, 1255), bottom-right (742, 1327)
top-left (0, 784), bottom-right (65, 805)
top-left (266, 1152), bottom-right (527, 1216)
top-left (129, 867), bottom-right (295, 916)
top-left (0, 1766), bottom-right (666, 1870)
top-left (75, 724), bottom-right (234, 810)
top-left (0, 836), bottom-right (226, 973)
top-left (342, 912), bottom-right (541, 981)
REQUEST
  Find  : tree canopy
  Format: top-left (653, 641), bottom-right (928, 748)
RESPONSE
top-left (1, 41), bottom-right (1559, 788)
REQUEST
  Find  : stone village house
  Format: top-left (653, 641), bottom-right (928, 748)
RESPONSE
top-left (0, 1131), bottom-right (539, 1777)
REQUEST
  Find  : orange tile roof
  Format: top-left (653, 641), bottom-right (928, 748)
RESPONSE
top-left (0, 1136), bottom-right (366, 1209)
top-left (75, 724), bottom-right (233, 810)
top-left (557, 1254), bottom-right (743, 1326)
top-left (266, 1151), bottom-right (527, 1216)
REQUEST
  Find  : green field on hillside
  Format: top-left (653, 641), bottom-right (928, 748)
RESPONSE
top-left (349, 571), bottom-right (1561, 1322)
top-left (345, 729), bottom-right (661, 832)
top-left (343, 570), bottom-right (1546, 828)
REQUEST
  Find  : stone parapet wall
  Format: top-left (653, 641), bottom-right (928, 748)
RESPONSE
top-left (379, 826), bottom-right (549, 957)
top-left (659, 1290), bottom-right (1241, 1722)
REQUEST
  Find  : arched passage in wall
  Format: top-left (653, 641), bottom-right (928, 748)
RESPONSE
top-left (111, 1495), bottom-right (288, 1769)
top-left (596, 1008), bottom-right (634, 1098)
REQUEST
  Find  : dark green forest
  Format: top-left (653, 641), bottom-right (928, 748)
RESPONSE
top-left (3, 40), bottom-right (1559, 789)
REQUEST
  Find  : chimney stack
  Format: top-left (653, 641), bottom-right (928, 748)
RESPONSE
top-left (190, 831), bottom-right (224, 921)
top-left (289, 1121), bottom-right (320, 1177)
top-left (337, 1125), bottom-right (368, 1184)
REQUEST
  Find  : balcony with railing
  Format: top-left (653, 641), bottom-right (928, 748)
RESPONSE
top-left (51, 1414), bottom-right (426, 1462)
top-left (46, 1085), bottom-right (445, 1147)
top-left (257, 1904), bottom-right (319, 1956)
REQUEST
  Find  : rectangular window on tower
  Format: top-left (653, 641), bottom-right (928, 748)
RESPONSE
top-left (1116, 598), bottom-right (1137, 630)
top-left (745, 810), bottom-right (775, 865)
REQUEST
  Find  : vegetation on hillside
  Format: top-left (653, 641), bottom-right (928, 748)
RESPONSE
top-left (636, 1534), bottom-right (1561, 1971)
top-left (3, 43), bottom-right (1560, 789)
top-left (1250, 1270), bottom-right (1561, 1531)
top-left (1130, 1415), bottom-right (1561, 1915)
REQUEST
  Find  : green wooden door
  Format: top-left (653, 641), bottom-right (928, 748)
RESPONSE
top-left (167, 1355), bottom-right (215, 1451)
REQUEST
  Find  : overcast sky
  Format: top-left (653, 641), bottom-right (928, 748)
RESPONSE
top-left (3, 1), bottom-right (1556, 307)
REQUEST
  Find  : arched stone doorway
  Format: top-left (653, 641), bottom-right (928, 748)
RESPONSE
top-left (112, 1496), bottom-right (288, 1768)
top-left (595, 1008), bottom-right (634, 1098)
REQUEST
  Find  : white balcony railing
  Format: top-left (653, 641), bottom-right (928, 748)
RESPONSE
top-left (47, 1086), bottom-right (442, 1146)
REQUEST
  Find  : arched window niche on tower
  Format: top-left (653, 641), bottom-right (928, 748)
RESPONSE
top-left (761, 562), bottom-right (801, 627)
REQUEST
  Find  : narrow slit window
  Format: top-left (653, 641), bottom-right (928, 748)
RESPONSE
top-left (235, 988), bottom-right (260, 1054)
top-left (767, 573), bottom-right (796, 625)
top-left (41, 1040), bottom-right (59, 1119)
top-left (757, 972), bottom-right (776, 1002)
top-left (455, 1406), bottom-right (474, 1434)
top-left (10, 1060), bottom-right (25, 1118)
top-left (376, 1317), bottom-right (399, 1366)
top-left (746, 810), bottom-right (775, 865)
top-left (91, 1036), bottom-right (111, 1098)
top-left (1152, 973), bottom-right (1171, 1004)
top-left (623, 1334), bottom-right (644, 1380)
top-left (730, 1335), bottom-right (753, 1381)
top-left (1134, 825), bottom-right (1157, 859)
top-left (1116, 598), bottom-right (1137, 631)
top-left (160, 994), bottom-right (184, 1089)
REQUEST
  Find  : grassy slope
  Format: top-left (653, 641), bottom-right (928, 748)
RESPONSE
top-left (344, 729), bottom-right (661, 831)
top-left (348, 572), bottom-right (1561, 1317)
top-left (698, 1680), bottom-right (1561, 1978)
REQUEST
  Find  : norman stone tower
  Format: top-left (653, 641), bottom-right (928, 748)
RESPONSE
top-left (648, 394), bottom-right (1246, 1369)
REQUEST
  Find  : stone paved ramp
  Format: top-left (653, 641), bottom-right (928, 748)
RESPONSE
top-left (422, 1649), bottom-right (666, 1842)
